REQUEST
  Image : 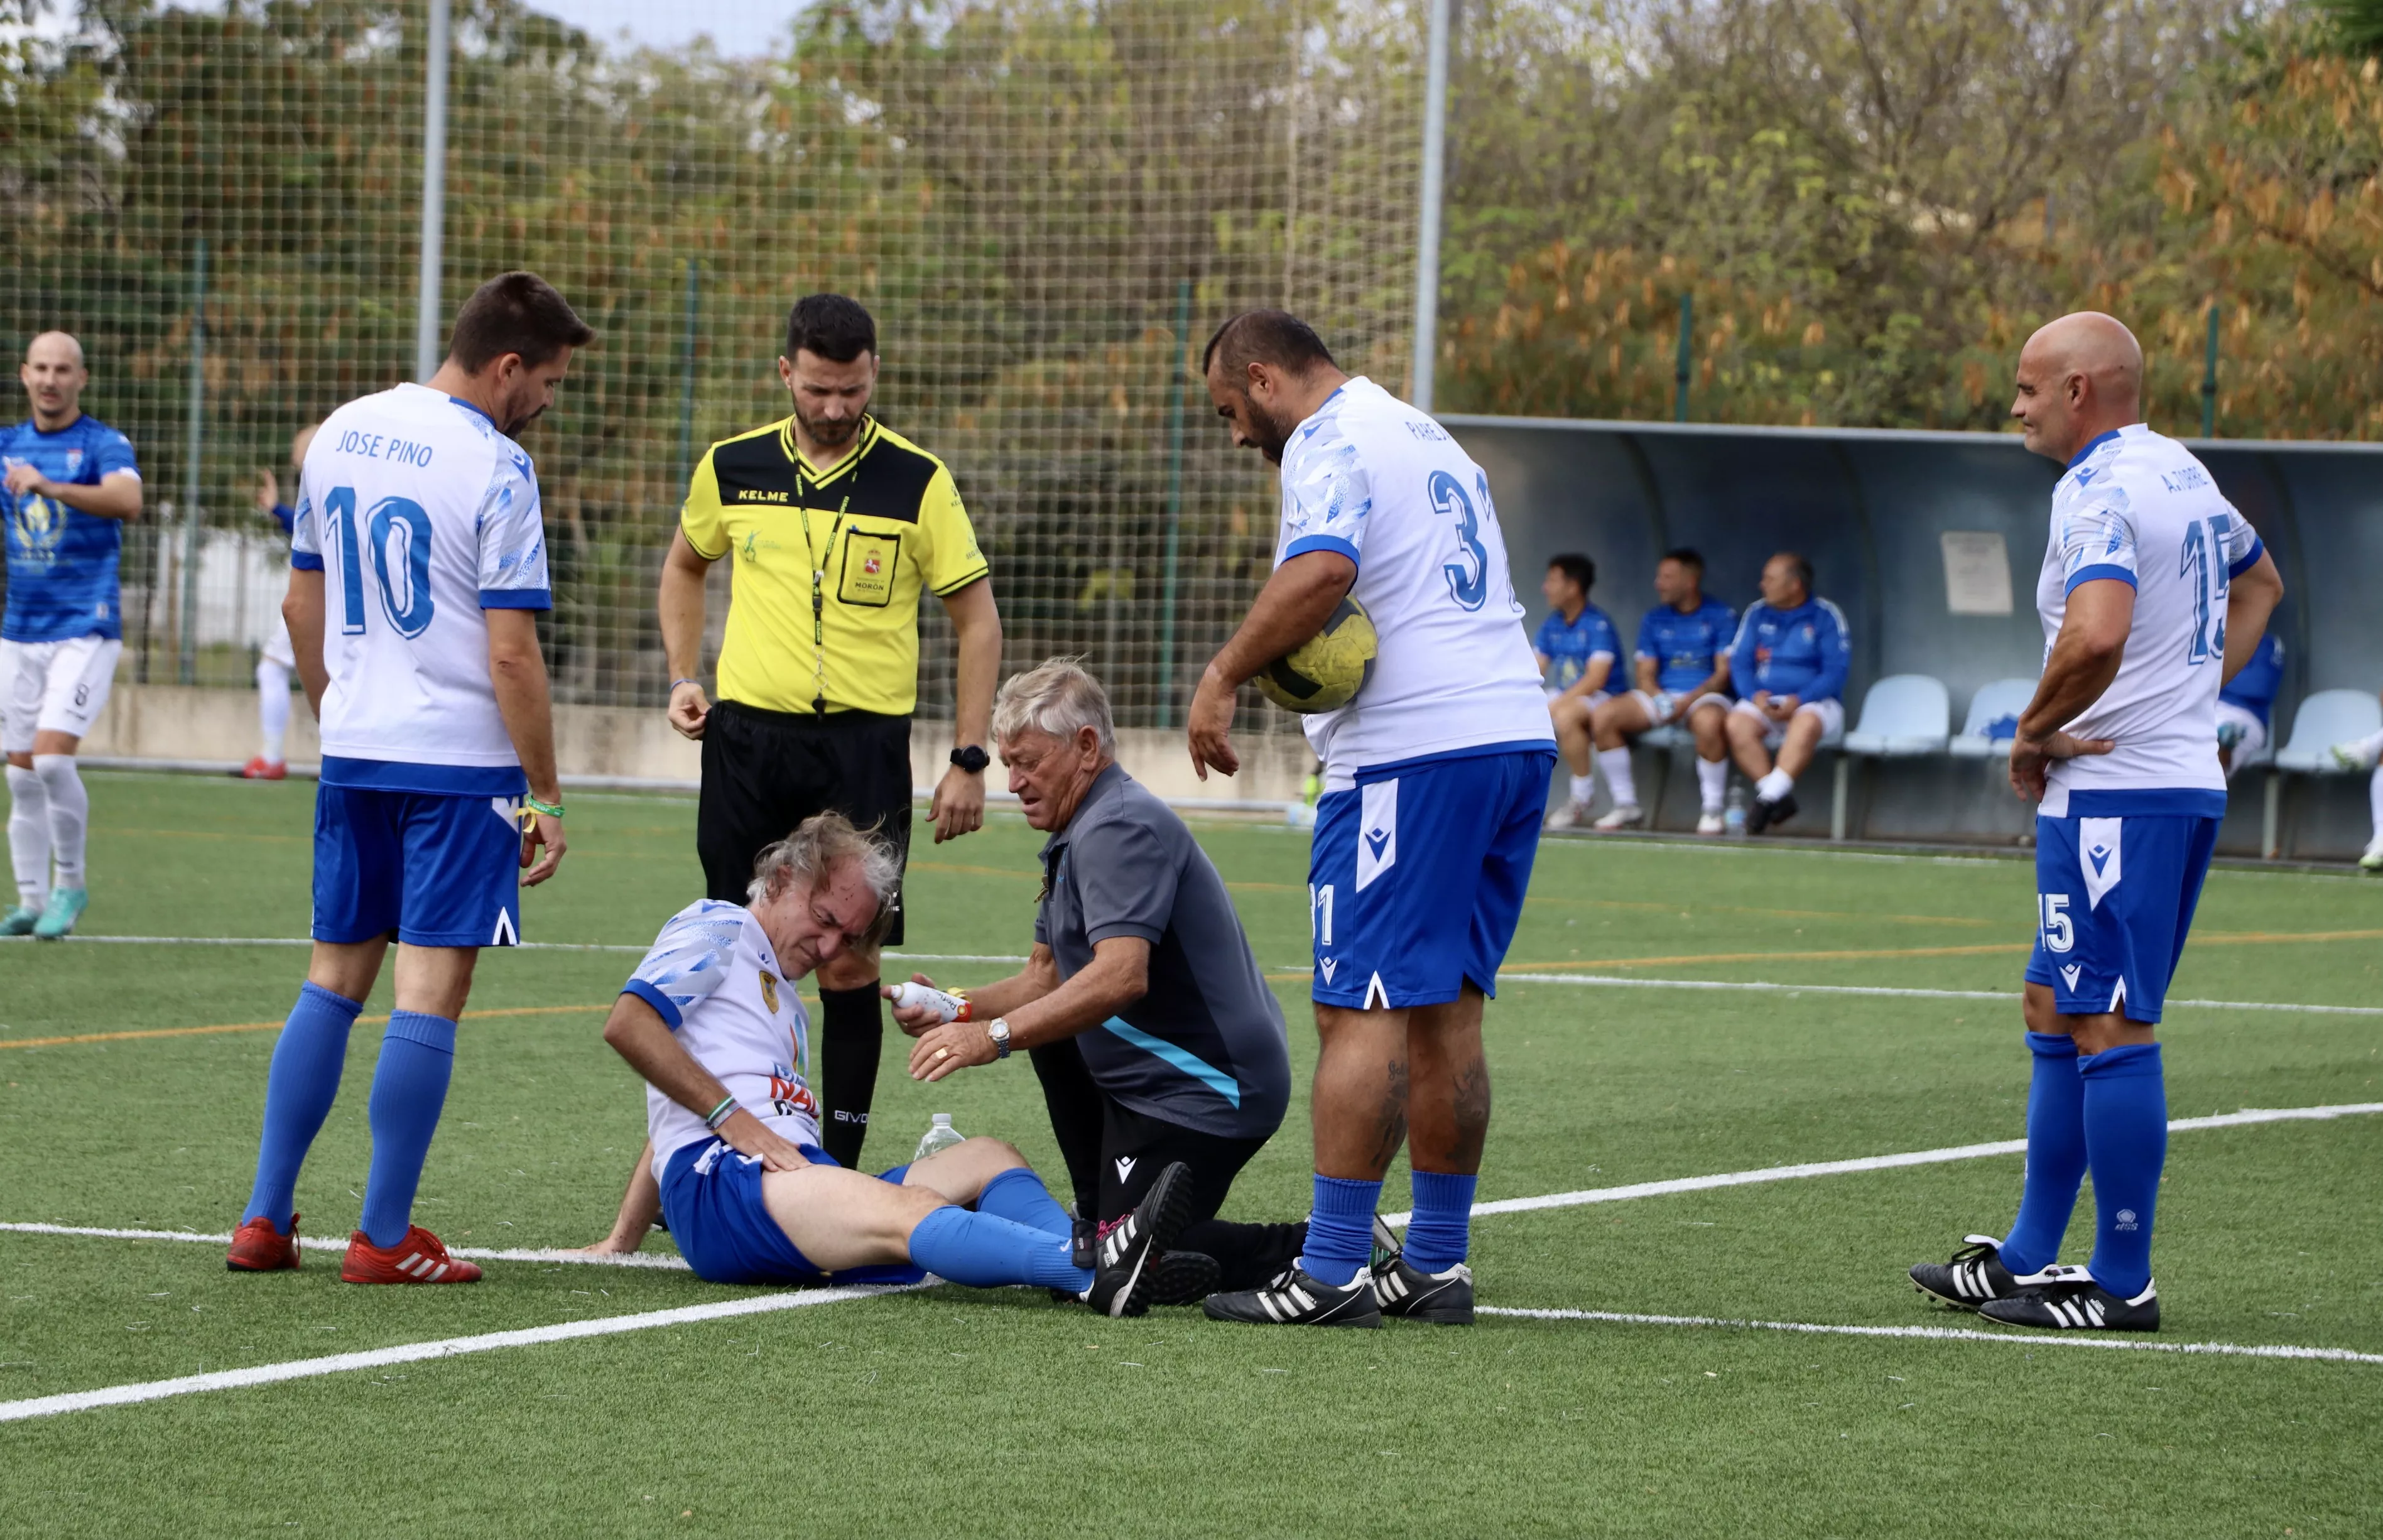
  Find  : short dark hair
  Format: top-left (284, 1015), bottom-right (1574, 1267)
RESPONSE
top-left (1202, 309), bottom-right (1337, 382)
top-left (785, 293), bottom-right (877, 363)
top-left (1546, 553), bottom-right (1594, 595)
top-left (1774, 550), bottom-right (1815, 592)
top-left (447, 272), bottom-right (594, 374)
top-left (1659, 546), bottom-right (1705, 572)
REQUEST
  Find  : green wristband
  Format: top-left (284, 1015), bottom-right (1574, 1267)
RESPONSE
top-left (704, 1097), bottom-right (737, 1131)
top-left (523, 794), bottom-right (565, 820)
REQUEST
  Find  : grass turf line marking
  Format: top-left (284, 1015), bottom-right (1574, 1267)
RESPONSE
top-left (0, 935), bottom-right (1028, 965)
top-left (0, 1222), bottom-right (696, 1270)
top-left (0, 1002), bottom-right (614, 1052)
top-left (1472, 1306), bottom-right (2383, 1366)
top-left (1377, 1101), bottom-right (2383, 1227)
top-left (1498, 972), bottom-right (2383, 1017)
top-left (0, 1282), bottom-right (919, 1424)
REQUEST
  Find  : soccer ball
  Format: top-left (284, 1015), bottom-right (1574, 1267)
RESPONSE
top-left (1254, 596), bottom-right (1377, 714)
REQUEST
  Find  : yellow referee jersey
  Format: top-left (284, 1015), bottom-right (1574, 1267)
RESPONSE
top-left (681, 415), bottom-right (989, 717)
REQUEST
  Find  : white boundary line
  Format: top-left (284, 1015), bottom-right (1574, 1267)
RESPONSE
top-left (1377, 1101), bottom-right (2383, 1227)
top-left (0, 1222), bottom-right (695, 1270)
top-left (1473, 1306), bottom-right (2383, 1365)
top-left (1498, 972), bottom-right (2383, 1017)
top-left (0, 935), bottom-right (1029, 965)
top-left (0, 1282), bottom-right (920, 1424)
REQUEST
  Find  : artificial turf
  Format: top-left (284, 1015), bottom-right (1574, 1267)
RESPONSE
top-left (1, 769), bottom-right (2378, 1536)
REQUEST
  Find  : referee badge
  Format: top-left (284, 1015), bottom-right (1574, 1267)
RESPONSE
top-left (760, 972), bottom-right (781, 1014)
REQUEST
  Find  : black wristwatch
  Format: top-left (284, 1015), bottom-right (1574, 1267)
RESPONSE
top-left (950, 744), bottom-right (991, 775)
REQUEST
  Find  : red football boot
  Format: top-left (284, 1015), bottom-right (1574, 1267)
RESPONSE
top-left (226, 1212), bottom-right (302, 1272)
top-left (236, 756), bottom-right (288, 781)
top-left (340, 1225), bottom-right (482, 1284)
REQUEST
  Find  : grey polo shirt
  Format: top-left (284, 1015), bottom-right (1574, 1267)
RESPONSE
top-left (1034, 762), bottom-right (1291, 1141)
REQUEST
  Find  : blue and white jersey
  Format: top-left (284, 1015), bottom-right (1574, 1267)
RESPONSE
top-left (1533, 604), bottom-right (1619, 692)
top-left (2036, 425), bottom-right (2263, 815)
top-left (622, 900), bottom-right (819, 1176)
top-left (1636, 596), bottom-right (1739, 696)
top-left (290, 384), bottom-right (551, 796)
top-left (2218, 631), bottom-right (2284, 728)
top-left (1727, 597), bottom-right (1848, 703)
top-left (1274, 377), bottom-right (1551, 788)
top-left (1, 413), bottom-right (139, 643)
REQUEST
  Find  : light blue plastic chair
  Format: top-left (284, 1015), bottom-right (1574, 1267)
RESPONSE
top-left (2263, 688), bottom-right (2383, 859)
top-left (1832, 675), bottom-right (1950, 839)
top-left (1947, 677), bottom-right (2038, 760)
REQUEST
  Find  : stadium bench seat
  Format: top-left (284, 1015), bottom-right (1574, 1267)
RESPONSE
top-left (1832, 675), bottom-right (1948, 840)
top-left (1946, 676), bottom-right (2038, 759)
top-left (2261, 688), bottom-right (2383, 859)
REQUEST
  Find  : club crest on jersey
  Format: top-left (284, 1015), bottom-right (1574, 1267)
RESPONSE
top-left (63, 448), bottom-right (82, 472)
top-left (760, 972), bottom-right (779, 1014)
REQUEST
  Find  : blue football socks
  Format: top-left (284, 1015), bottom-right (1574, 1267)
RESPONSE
top-left (241, 982), bottom-right (365, 1230)
top-left (1403, 1169), bottom-right (1477, 1275)
top-left (1300, 1174), bottom-right (1382, 1287)
top-left (1999, 1031), bottom-right (2087, 1276)
top-left (906, 1204), bottom-right (1094, 1292)
top-left (2080, 1041), bottom-right (2166, 1298)
top-left (357, 1011), bottom-right (459, 1249)
top-left (975, 1166), bottom-right (1075, 1239)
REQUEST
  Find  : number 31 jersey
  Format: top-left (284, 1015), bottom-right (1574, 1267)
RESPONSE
top-left (2034, 423), bottom-right (2262, 816)
top-left (290, 384), bottom-right (551, 795)
top-left (1273, 376), bottom-right (1551, 789)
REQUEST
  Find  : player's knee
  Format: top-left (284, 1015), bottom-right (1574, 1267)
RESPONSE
top-left (956, 1135), bottom-right (1026, 1171)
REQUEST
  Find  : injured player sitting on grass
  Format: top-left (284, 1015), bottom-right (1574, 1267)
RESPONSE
top-left (583, 811), bottom-right (1205, 1316)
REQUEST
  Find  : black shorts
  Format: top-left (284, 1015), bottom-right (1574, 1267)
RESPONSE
top-left (697, 701), bottom-right (913, 945)
top-left (1095, 1096), bottom-right (1271, 1227)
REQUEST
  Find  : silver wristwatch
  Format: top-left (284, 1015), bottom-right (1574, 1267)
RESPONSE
top-left (986, 1018), bottom-right (1012, 1060)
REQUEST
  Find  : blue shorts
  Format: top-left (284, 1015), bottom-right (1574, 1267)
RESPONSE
top-left (312, 784), bottom-right (524, 948)
top-left (658, 1137), bottom-right (926, 1288)
top-left (2024, 811), bottom-right (2220, 1024)
top-left (1309, 747), bottom-right (1555, 1009)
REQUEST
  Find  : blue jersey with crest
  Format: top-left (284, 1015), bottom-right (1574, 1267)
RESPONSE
top-left (1533, 604), bottom-right (1619, 691)
top-left (2217, 632), bottom-right (2283, 727)
top-left (1728, 597), bottom-right (1849, 703)
top-left (1, 413), bottom-right (139, 643)
top-left (1635, 596), bottom-right (1739, 695)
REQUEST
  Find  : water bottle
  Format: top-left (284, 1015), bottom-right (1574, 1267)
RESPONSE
top-left (1724, 785), bottom-right (1747, 837)
top-left (889, 980), bottom-right (967, 1023)
top-left (913, 1113), bottom-right (967, 1163)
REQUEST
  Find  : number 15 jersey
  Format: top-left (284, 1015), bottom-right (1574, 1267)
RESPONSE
top-left (1273, 376), bottom-right (1551, 790)
top-left (290, 384), bottom-right (551, 795)
top-left (2034, 423), bottom-right (2262, 816)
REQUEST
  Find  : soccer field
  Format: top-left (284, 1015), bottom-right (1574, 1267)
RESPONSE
top-left (3, 771), bottom-right (2379, 1537)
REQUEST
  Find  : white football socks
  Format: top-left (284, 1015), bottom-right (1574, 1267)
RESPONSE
top-left (1756, 767), bottom-right (1794, 804)
top-left (6, 762), bottom-right (48, 907)
top-left (2369, 763), bottom-right (2382, 842)
top-left (1696, 756), bottom-right (1729, 813)
top-left (1597, 747), bottom-right (1637, 809)
top-left (31, 754), bottom-right (87, 891)
top-left (1568, 773), bottom-right (1595, 806)
top-left (257, 658), bottom-right (292, 764)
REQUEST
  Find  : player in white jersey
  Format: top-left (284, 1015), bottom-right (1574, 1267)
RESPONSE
top-left (1909, 313), bottom-right (2283, 1333)
top-left (1188, 311), bottom-right (1555, 1327)
top-left (580, 814), bottom-right (1203, 1316)
top-left (226, 273), bottom-right (595, 1288)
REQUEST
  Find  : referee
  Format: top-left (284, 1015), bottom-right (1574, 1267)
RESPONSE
top-left (658, 293), bottom-right (1002, 1168)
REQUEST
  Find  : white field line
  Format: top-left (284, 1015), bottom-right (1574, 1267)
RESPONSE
top-left (0, 935), bottom-right (1028, 965)
top-left (0, 1222), bottom-right (695, 1270)
top-left (1376, 1100), bottom-right (2383, 1227)
top-left (0, 1281), bottom-right (922, 1424)
top-left (1473, 1306), bottom-right (2383, 1366)
top-left (1498, 972), bottom-right (2383, 1017)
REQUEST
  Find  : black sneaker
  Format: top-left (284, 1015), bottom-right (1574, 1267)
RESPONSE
top-left (1909, 1234), bottom-right (2038, 1311)
top-left (1202, 1264), bottom-right (1382, 1328)
top-left (1980, 1274), bottom-right (2159, 1332)
top-left (1086, 1161), bottom-right (1194, 1318)
top-left (1147, 1249), bottom-right (1221, 1307)
top-left (1372, 1254), bottom-right (1475, 1324)
top-left (1747, 791), bottom-right (1798, 835)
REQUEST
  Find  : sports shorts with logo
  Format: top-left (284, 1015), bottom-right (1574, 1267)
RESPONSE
top-left (311, 784), bottom-right (527, 948)
top-left (659, 1136), bottom-right (925, 1287)
top-left (2024, 810), bottom-right (2220, 1023)
top-left (1308, 745), bottom-right (1555, 1010)
top-left (1, 634), bottom-right (121, 752)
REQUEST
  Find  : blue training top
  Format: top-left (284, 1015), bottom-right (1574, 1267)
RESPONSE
top-left (1634, 595), bottom-right (1739, 696)
top-left (1533, 604), bottom-right (1620, 692)
top-left (1, 412), bottom-right (139, 643)
top-left (1728, 596), bottom-right (1850, 703)
top-left (2218, 632), bottom-right (2284, 727)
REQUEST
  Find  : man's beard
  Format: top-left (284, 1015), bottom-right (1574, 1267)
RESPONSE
top-left (796, 403), bottom-right (866, 449)
top-left (1246, 398), bottom-right (1294, 464)
top-left (501, 403), bottom-right (546, 437)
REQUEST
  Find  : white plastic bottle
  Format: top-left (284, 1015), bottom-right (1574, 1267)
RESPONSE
top-left (889, 980), bottom-right (967, 1023)
top-left (913, 1112), bottom-right (967, 1163)
top-left (1724, 785), bottom-right (1748, 837)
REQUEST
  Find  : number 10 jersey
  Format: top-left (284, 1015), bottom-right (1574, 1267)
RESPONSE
top-left (2033, 423), bottom-right (2263, 818)
top-left (1272, 376), bottom-right (1551, 791)
top-left (290, 383), bottom-right (551, 795)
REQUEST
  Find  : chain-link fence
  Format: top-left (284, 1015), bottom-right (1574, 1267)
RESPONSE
top-left (0, 0), bottom-right (1423, 730)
